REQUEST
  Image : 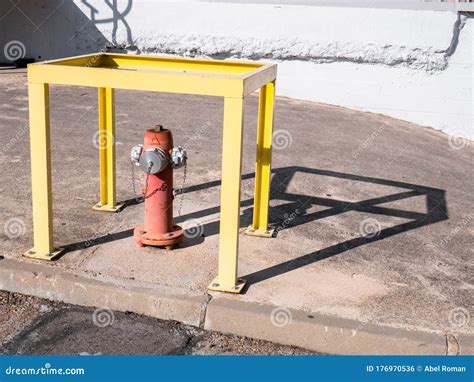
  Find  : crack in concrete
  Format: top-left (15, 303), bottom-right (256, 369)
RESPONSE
top-left (197, 293), bottom-right (212, 328)
top-left (446, 333), bottom-right (460, 355)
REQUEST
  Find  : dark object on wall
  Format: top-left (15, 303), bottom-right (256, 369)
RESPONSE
top-left (14, 58), bottom-right (35, 68)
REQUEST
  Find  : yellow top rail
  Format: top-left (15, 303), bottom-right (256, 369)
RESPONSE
top-left (28, 53), bottom-right (277, 98)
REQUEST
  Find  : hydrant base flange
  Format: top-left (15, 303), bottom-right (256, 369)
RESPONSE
top-left (133, 224), bottom-right (184, 248)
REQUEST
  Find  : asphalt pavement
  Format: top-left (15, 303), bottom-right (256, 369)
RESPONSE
top-left (0, 291), bottom-right (314, 355)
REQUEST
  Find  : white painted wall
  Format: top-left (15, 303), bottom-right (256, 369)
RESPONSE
top-left (1, 0), bottom-right (472, 139)
top-left (0, 0), bottom-right (107, 62)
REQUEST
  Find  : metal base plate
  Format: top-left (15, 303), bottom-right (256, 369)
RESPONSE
top-left (22, 247), bottom-right (65, 261)
top-left (207, 277), bottom-right (246, 294)
top-left (92, 202), bottom-right (125, 213)
top-left (244, 225), bottom-right (275, 238)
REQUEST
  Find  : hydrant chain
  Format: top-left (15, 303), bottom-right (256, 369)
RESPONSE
top-left (130, 160), bottom-right (144, 203)
top-left (176, 161), bottom-right (187, 216)
top-left (143, 170), bottom-right (168, 199)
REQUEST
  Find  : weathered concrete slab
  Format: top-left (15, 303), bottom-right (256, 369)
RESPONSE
top-left (205, 297), bottom-right (474, 355)
top-left (0, 71), bottom-right (472, 354)
top-left (4, 257), bottom-right (473, 355)
top-left (0, 259), bottom-right (209, 327)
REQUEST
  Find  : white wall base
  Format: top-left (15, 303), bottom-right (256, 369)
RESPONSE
top-left (277, 59), bottom-right (473, 139)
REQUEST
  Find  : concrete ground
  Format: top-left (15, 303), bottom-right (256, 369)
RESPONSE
top-left (0, 70), bottom-right (473, 354)
top-left (0, 291), bottom-right (312, 355)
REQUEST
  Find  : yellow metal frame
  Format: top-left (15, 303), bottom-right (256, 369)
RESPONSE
top-left (23, 53), bottom-right (277, 292)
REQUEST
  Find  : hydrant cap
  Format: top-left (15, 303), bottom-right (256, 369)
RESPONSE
top-left (139, 147), bottom-right (169, 174)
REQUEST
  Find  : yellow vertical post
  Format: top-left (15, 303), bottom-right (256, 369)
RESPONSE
top-left (23, 83), bottom-right (64, 260)
top-left (92, 88), bottom-right (123, 212)
top-left (245, 80), bottom-right (276, 237)
top-left (208, 97), bottom-right (246, 293)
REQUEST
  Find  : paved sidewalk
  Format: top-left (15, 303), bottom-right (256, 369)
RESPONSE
top-left (0, 71), bottom-right (472, 354)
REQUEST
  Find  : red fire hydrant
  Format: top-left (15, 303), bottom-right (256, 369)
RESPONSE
top-left (130, 125), bottom-right (187, 249)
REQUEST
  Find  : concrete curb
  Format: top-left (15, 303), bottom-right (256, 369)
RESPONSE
top-left (204, 298), bottom-right (474, 355)
top-left (0, 259), bottom-right (208, 327)
top-left (1, 258), bottom-right (473, 355)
